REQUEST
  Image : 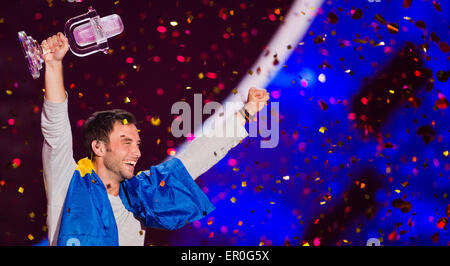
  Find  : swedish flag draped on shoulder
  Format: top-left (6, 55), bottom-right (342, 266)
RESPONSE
top-left (57, 157), bottom-right (215, 246)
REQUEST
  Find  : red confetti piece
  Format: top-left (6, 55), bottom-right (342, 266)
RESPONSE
top-left (167, 148), bottom-right (176, 156)
top-left (12, 158), bottom-right (21, 168)
top-left (437, 217), bottom-right (448, 229)
top-left (157, 26), bottom-right (167, 33)
top-left (388, 230), bottom-right (397, 241)
top-left (34, 13), bottom-right (42, 20)
top-left (177, 55), bottom-right (185, 63)
top-left (126, 57), bottom-right (134, 64)
top-left (361, 97), bottom-right (369, 105)
top-left (206, 72), bottom-right (217, 79)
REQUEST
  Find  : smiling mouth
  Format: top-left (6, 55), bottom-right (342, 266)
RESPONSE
top-left (123, 161), bottom-right (136, 171)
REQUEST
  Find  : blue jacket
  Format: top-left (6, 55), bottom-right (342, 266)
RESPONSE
top-left (57, 157), bottom-right (215, 246)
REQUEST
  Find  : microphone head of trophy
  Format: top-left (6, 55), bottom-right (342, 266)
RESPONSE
top-left (18, 7), bottom-right (124, 79)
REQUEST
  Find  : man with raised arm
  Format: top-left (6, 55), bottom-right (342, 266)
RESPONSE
top-left (41, 33), bottom-right (270, 246)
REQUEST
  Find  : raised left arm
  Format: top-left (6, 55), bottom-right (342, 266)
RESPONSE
top-left (176, 87), bottom-right (270, 180)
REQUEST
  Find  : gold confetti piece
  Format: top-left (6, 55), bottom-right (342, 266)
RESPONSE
top-left (198, 72), bottom-right (204, 79)
top-left (387, 23), bottom-right (399, 34)
top-left (443, 151), bottom-right (449, 157)
top-left (242, 181), bottom-right (247, 187)
top-left (29, 212), bottom-right (35, 218)
top-left (303, 242), bottom-right (310, 246)
top-left (389, 90), bottom-right (395, 94)
top-left (18, 187), bottom-right (24, 193)
top-left (353, 38), bottom-right (368, 44)
top-left (395, 189), bottom-right (401, 193)
top-left (343, 239), bottom-right (348, 243)
top-left (170, 21), bottom-right (178, 26)
top-left (320, 201), bottom-right (326, 205)
top-left (232, 167), bottom-right (240, 171)
top-left (375, 14), bottom-right (387, 25)
top-left (186, 86), bottom-right (192, 90)
top-left (373, 41), bottom-right (385, 46)
top-left (6, 90), bottom-right (13, 95)
top-left (122, 119), bottom-right (128, 125)
top-left (124, 97), bottom-right (131, 103)
top-left (207, 220), bottom-right (213, 225)
top-left (270, 201), bottom-right (275, 204)
top-left (230, 197), bottom-right (236, 203)
top-left (319, 127), bottom-right (327, 134)
top-left (28, 234), bottom-right (34, 241)
top-left (151, 117), bottom-right (161, 126)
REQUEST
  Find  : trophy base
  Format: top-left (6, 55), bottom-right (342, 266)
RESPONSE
top-left (18, 31), bottom-right (44, 79)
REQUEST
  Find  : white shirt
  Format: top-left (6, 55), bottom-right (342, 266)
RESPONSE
top-left (107, 193), bottom-right (145, 246)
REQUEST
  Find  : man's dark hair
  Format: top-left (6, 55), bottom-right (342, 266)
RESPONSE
top-left (82, 109), bottom-right (136, 160)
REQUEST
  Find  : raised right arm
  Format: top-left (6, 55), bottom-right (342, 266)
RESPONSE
top-left (40, 33), bottom-right (77, 245)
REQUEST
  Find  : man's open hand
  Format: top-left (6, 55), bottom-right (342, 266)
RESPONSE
top-left (244, 87), bottom-right (270, 116)
top-left (41, 32), bottom-right (69, 65)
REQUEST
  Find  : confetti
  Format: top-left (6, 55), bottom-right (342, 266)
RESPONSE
top-left (151, 117), bottom-right (161, 126)
top-left (319, 127), bottom-right (327, 134)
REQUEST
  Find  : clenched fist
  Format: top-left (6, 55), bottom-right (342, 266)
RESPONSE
top-left (41, 32), bottom-right (69, 65)
top-left (244, 87), bottom-right (270, 116)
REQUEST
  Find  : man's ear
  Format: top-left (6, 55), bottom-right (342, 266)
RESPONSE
top-left (91, 140), bottom-right (106, 158)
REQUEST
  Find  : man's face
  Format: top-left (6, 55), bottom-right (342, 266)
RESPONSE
top-left (102, 121), bottom-right (141, 181)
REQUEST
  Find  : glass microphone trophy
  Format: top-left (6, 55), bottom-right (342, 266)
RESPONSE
top-left (18, 7), bottom-right (124, 79)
